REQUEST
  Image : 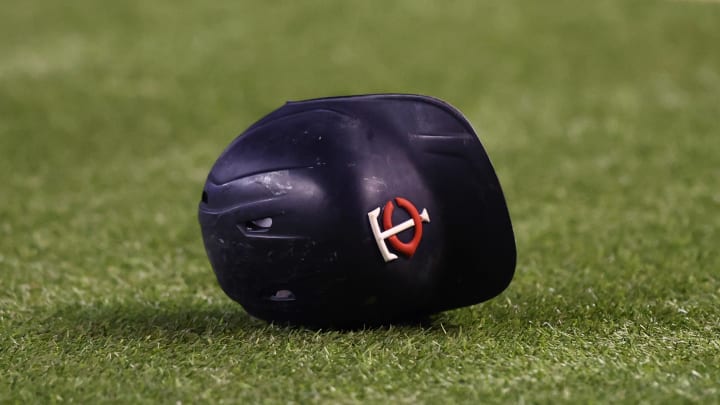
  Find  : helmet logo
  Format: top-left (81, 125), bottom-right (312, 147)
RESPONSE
top-left (368, 197), bottom-right (431, 262)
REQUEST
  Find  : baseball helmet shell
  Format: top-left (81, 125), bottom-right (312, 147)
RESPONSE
top-left (199, 94), bottom-right (515, 327)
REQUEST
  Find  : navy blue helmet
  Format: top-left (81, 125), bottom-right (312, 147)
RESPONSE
top-left (199, 94), bottom-right (516, 327)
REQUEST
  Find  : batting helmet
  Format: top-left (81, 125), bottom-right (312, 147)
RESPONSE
top-left (199, 94), bottom-right (515, 327)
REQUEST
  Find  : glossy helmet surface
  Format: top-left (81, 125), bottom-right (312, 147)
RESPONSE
top-left (199, 94), bottom-right (515, 327)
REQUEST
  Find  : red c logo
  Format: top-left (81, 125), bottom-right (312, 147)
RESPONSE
top-left (367, 197), bottom-right (431, 262)
top-left (382, 197), bottom-right (424, 257)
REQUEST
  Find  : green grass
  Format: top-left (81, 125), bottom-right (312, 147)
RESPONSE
top-left (2, 0), bottom-right (720, 403)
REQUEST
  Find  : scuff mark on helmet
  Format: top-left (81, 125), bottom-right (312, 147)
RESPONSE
top-left (242, 170), bottom-right (293, 196)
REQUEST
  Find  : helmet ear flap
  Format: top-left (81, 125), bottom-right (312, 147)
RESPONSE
top-left (199, 94), bottom-right (515, 327)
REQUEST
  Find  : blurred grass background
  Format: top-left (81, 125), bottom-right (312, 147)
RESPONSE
top-left (1, 0), bottom-right (719, 403)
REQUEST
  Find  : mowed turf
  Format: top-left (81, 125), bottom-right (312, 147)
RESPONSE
top-left (1, 0), bottom-right (719, 403)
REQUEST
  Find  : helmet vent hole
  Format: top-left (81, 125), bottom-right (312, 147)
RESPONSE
top-left (270, 289), bottom-right (295, 302)
top-left (245, 217), bottom-right (273, 232)
top-left (201, 191), bottom-right (209, 204)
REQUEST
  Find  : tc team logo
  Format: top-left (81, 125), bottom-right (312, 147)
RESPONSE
top-left (368, 197), bottom-right (431, 262)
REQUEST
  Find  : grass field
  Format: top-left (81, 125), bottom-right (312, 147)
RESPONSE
top-left (2, 0), bottom-right (720, 403)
